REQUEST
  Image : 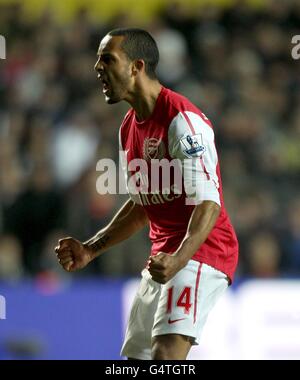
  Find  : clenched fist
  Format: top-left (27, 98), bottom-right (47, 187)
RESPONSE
top-left (148, 252), bottom-right (183, 284)
top-left (55, 237), bottom-right (93, 272)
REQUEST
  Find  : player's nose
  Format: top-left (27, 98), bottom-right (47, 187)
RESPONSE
top-left (94, 59), bottom-right (103, 73)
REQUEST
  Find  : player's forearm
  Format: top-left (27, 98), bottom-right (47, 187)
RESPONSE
top-left (174, 200), bottom-right (221, 268)
top-left (84, 199), bottom-right (148, 258)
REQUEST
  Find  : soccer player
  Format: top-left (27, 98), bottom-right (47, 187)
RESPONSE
top-left (55, 28), bottom-right (238, 360)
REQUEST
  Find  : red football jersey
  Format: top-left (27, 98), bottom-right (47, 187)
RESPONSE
top-left (119, 86), bottom-right (238, 282)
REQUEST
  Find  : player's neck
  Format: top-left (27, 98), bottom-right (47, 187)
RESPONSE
top-left (129, 80), bottom-right (162, 122)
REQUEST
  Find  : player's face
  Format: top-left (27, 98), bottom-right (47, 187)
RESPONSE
top-left (94, 35), bottom-right (133, 104)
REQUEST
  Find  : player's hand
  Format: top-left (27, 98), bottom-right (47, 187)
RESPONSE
top-left (54, 237), bottom-right (93, 272)
top-left (148, 252), bottom-right (183, 284)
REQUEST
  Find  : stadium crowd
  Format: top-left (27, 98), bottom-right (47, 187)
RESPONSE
top-left (0, 0), bottom-right (299, 282)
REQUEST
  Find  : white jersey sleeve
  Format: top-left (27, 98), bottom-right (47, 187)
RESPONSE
top-left (168, 111), bottom-right (221, 206)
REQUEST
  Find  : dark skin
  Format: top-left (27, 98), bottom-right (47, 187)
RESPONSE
top-left (94, 35), bottom-right (162, 120)
top-left (55, 34), bottom-right (221, 360)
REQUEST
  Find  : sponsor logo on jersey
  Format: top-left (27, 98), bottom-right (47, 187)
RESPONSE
top-left (180, 134), bottom-right (206, 158)
top-left (136, 189), bottom-right (182, 206)
top-left (143, 137), bottom-right (166, 161)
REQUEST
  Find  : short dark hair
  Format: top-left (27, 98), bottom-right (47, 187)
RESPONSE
top-left (108, 28), bottom-right (159, 79)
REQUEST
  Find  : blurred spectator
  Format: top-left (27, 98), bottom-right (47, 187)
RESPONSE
top-left (3, 165), bottom-right (64, 274)
top-left (281, 198), bottom-right (300, 275)
top-left (247, 232), bottom-right (282, 278)
top-left (0, 234), bottom-right (23, 282)
top-left (152, 19), bottom-right (190, 87)
top-left (51, 110), bottom-right (100, 187)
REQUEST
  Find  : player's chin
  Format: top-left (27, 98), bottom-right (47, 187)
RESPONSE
top-left (105, 96), bottom-right (121, 104)
top-left (104, 90), bottom-right (122, 104)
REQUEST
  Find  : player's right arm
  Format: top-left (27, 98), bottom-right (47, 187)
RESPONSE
top-left (55, 199), bottom-right (148, 272)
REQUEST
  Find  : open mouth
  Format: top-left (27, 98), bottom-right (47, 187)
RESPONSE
top-left (102, 79), bottom-right (110, 93)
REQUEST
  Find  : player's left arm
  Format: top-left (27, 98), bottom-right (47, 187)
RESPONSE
top-left (149, 201), bottom-right (220, 284)
top-left (149, 110), bottom-right (221, 284)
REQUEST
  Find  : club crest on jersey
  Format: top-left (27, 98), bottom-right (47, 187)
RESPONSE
top-left (143, 137), bottom-right (165, 161)
top-left (180, 134), bottom-right (206, 158)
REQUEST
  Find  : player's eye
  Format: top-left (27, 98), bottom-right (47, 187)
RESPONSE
top-left (102, 55), bottom-right (114, 64)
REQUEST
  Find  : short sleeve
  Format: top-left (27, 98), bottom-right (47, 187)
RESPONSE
top-left (168, 111), bottom-right (221, 206)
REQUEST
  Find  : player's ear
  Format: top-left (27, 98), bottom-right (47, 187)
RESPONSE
top-left (132, 59), bottom-right (144, 76)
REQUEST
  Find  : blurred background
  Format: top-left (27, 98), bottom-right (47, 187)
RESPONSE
top-left (0, 0), bottom-right (299, 360)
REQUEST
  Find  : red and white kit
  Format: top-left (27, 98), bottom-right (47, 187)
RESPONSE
top-left (119, 86), bottom-right (238, 358)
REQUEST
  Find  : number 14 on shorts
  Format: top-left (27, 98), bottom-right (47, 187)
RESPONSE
top-left (167, 286), bottom-right (192, 315)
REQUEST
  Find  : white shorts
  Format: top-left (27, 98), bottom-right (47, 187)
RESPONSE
top-left (121, 260), bottom-right (229, 360)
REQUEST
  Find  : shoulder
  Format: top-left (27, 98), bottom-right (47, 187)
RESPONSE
top-left (163, 87), bottom-right (213, 129)
top-left (168, 110), bottom-right (214, 145)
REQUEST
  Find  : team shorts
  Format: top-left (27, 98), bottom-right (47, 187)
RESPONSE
top-left (121, 260), bottom-right (229, 360)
